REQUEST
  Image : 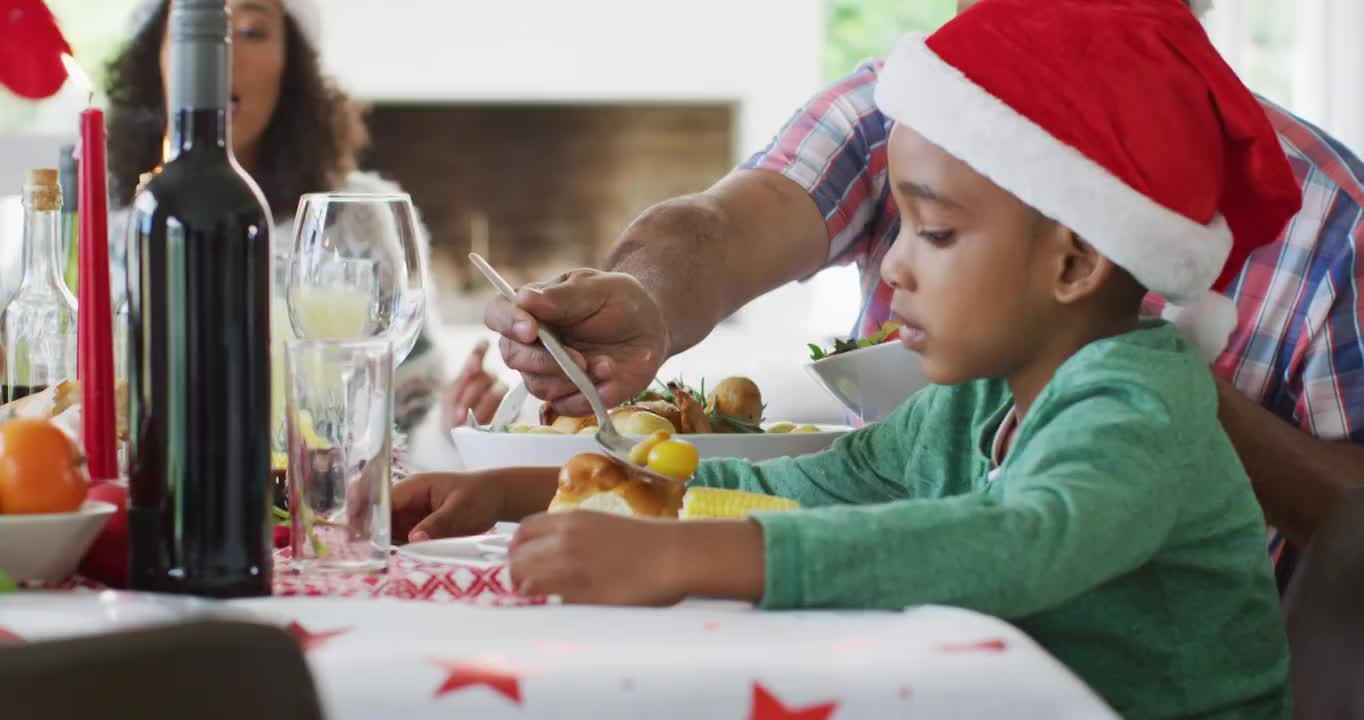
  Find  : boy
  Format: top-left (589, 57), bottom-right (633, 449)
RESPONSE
top-left (395, 1), bottom-right (1298, 716)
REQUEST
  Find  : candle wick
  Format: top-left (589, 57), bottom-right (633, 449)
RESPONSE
top-left (88, 91), bottom-right (94, 107)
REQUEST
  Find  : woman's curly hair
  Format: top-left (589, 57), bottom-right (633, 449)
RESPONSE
top-left (104, 2), bottom-right (369, 221)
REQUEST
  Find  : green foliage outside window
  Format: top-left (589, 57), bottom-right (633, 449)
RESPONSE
top-left (824, 0), bottom-right (957, 80)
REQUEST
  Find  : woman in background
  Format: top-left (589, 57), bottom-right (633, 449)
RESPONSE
top-left (104, 0), bottom-right (446, 431)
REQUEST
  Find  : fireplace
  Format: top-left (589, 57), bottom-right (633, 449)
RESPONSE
top-left (360, 103), bottom-right (736, 323)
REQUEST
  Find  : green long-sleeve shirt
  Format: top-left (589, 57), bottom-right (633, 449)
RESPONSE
top-left (695, 321), bottom-right (1289, 719)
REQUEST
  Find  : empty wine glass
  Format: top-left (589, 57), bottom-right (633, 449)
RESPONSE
top-left (287, 193), bottom-right (426, 363)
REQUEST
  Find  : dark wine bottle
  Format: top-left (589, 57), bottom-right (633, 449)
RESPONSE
top-left (126, 0), bottom-right (273, 597)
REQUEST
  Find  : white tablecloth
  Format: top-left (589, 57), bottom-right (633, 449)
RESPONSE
top-left (1, 592), bottom-right (1116, 719)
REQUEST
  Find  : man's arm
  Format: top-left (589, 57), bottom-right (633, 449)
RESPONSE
top-left (605, 169), bottom-right (830, 356)
top-left (486, 64), bottom-right (890, 414)
top-left (1216, 375), bottom-right (1364, 546)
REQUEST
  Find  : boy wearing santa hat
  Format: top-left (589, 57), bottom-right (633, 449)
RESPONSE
top-left (401, 1), bottom-right (1295, 715)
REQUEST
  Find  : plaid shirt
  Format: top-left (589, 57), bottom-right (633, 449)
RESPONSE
top-left (742, 61), bottom-right (1364, 565)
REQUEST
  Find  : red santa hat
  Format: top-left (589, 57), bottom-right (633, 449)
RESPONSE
top-left (874, 0), bottom-right (1302, 360)
top-left (0, 0), bottom-right (72, 100)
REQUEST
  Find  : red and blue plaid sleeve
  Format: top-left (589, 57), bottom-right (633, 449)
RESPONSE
top-left (739, 61), bottom-right (894, 270)
top-left (1218, 101), bottom-right (1364, 444)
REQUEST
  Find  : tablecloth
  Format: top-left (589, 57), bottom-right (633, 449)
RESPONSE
top-left (0, 592), bottom-right (1117, 719)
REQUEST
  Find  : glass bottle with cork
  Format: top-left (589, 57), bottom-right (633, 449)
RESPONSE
top-left (0, 169), bottom-right (78, 404)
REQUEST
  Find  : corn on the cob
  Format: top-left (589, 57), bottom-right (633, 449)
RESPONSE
top-left (680, 487), bottom-right (800, 519)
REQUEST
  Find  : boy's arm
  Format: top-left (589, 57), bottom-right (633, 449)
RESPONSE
top-left (742, 387), bottom-right (1188, 612)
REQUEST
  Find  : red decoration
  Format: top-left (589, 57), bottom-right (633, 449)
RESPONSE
top-left (77, 99), bottom-right (118, 481)
top-left (78, 481), bottom-right (128, 588)
top-left (0, 627), bottom-right (22, 644)
top-left (284, 621), bottom-right (350, 652)
top-left (749, 683), bottom-right (838, 720)
top-left (0, 0), bottom-right (71, 99)
top-left (432, 660), bottom-right (523, 705)
top-left (939, 638), bottom-right (1008, 654)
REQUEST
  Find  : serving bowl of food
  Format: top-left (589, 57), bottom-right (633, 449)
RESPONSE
top-left (0, 403), bottom-right (117, 583)
top-left (805, 321), bottom-right (930, 424)
top-left (451, 376), bottom-right (852, 469)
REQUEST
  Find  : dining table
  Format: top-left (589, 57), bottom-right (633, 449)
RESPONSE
top-left (4, 518), bottom-right (1119, 720)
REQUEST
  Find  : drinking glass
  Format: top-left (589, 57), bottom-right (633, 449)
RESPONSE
top-left (286, 337), bottom-right (393, 573)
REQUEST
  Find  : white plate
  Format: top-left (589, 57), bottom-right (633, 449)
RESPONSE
top-left (0, 500), bottom-right (117, 583)
top-left (451, 424), bottom-right (851, 470)
top-left (397, 522), bottom-right (517, 567)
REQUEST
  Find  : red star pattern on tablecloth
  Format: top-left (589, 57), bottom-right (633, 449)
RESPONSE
top-left (939, 638), bottom-right (1008, 653)
top-left (0, 626), bottom-right (22, 644)
top-left (284, 621), bottom-right (350, 652)
top-left (432, 659), bottom-right (523, 705)
top-left (749, 683), bottom-right (838, 720)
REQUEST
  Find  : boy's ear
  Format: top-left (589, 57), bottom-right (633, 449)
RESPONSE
top-left (1050, 226), bottom-right (1118, 305)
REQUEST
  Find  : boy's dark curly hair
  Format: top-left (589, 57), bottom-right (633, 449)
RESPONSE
top-left (103, 2), bottom-right (369, 221)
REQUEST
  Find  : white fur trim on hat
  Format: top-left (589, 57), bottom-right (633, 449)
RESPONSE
top-left (128, 0), bottom-right (321, 50)
top-left (874, 33), bottom-right (1232, 308)
top-left (1161, 291), bottom-right (1237, 362)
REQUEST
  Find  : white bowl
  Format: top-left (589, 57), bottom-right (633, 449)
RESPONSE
top-left (451, 425), bottom-right (852, 470)
top-left (0, 500), bottom-right (117, 583)
top-left (805, 341), bottom-right (929, 424)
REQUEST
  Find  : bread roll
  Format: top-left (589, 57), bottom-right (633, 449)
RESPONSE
top-left (548, 453), bottom-right (684, 518)
top-left (0, 379), bottom-right (129, 441)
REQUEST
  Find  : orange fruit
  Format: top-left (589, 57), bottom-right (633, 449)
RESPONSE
top-left (0, 418), bottom-right (88, 514)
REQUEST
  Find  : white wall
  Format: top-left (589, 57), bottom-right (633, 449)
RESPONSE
top-left (317, 0), bottom-right (850, 340)
top-left (315, 0), bottom-right (825, 162)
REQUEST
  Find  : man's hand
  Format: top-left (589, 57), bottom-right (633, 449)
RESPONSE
top-left (484, 270), bottom-right (669, 416)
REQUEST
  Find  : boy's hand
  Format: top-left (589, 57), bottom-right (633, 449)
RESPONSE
top-left (391, 472), bottom-right (508, 543)
top-left (508, 511), bottom-right (686, 606)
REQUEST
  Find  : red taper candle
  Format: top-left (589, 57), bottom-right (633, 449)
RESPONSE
top-left (77, 102), bottom-right (117, 480)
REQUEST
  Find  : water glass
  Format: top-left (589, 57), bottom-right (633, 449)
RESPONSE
top-left (286, 338), bottom-right (393, 573)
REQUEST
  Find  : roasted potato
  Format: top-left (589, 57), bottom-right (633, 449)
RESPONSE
top-left (611, 407), bottom-right (677, 436)
top-left (629, 400), bottom-right (683, 433)
top-left (707, 377), bottom-right (763, 424)
top-left (550, 414), bottom-right (597, 434)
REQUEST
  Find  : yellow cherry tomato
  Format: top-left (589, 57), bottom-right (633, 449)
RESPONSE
top-left (647, 438), bottom-right (700, 480)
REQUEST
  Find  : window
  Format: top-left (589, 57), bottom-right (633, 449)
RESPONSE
top-left (823, 0), bottom-right (955, 81)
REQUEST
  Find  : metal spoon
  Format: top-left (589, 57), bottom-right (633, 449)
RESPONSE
top-left (467, 253), bottom-right (683, 485)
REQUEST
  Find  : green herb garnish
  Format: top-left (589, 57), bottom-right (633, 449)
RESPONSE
top-left (808, 321), bottom-right (902, 361)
